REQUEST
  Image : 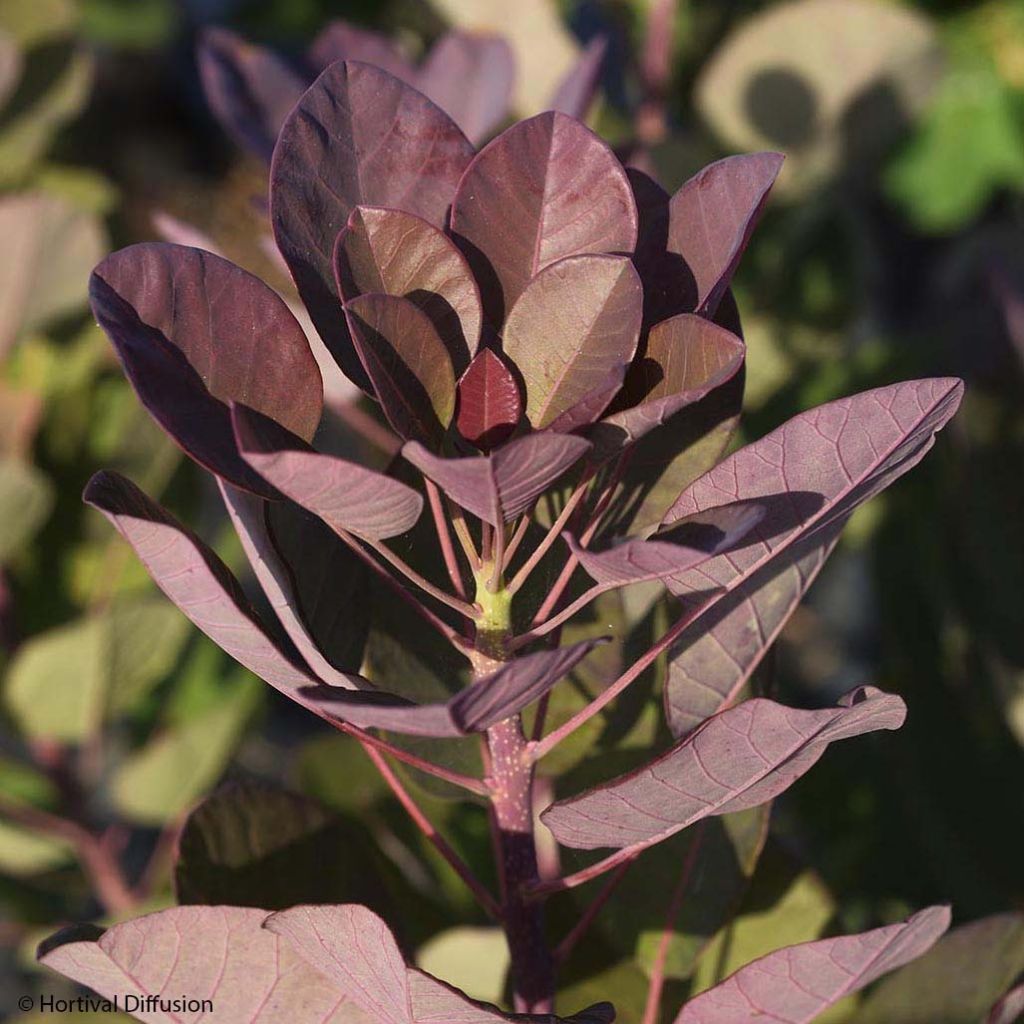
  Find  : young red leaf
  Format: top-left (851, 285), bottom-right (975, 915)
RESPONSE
top-left (674, 906), bottom-right (951, 1024)
top-left (346, 292), bottom-right (457, 446)
top-left (541, 686), bottom-right (905, 854)
top-left (503, 254), bottom-right (643, 429)
top-left (232, 403), bottom-right (423, 540)
top-left (335, 205), bottom-right (482, 373)
top-left (402, 432), bottom-right (591, 526)
top-left (83, 472), bottom-right (340, 704)
top-left (455, 348), bottom-right (523, 450)
top-left (416, 32), bottom-right (515, 144)
top-left (89, 243), bottom-right (322, 497)
top-left (549, 36), bottom-right (608, 120)
top-left (197, 27), bottom-right (306, 162)
top-left (303, 637), bottom-right (605, 737)
top-left (661, 377), bottom-right (963, 736)
top-left (590, 313), bottom-right (746, 460)
top-left (450, 111), bottom-right (638, 326)
top-left (667, 152), bottom-right (784, 318)
top-left (307, 20), bottom-right (415, 80)
top-left (271, 61), bottom-right (473, 394)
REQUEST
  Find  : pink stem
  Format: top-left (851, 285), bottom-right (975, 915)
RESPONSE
top-left (511, 583), bottom-right (607, 651)
top-left (553, 854), bottom-right (637, 963)
top-left (332, 399), bottom-right (401, 457)
top-left (506, 481), bottom-right (590, 596)
top-left (425, 478), bottom-right (467, 599)
top-left (502, 515), bottom-right (532, 570)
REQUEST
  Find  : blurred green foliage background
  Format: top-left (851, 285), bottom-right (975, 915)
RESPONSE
top-left (1, 0), bottom-right (1023, 1020)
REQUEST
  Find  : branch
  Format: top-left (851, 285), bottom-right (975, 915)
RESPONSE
top-left (425, 478), bottom-right (467, 599)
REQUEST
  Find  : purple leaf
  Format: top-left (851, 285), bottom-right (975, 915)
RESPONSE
top-left (219, 481), bottom-right (368, 687)
top-left (549, 36), bottom-right (608, 120)
top-left (541, 687), bottom-right (905, 853)
top-left (307, 20), bottom-right (416, 81)
top-left (667, 152), bottom-right (784, 318)
top-left (674, 906), bottom-right (951, 1024)
top-left (403, 432), bottom-right (591, 526)
top-left (265, 904), bottom-right (611, 1023)
top-left (335, 204), bottom-right (482, 373)
top-left (503, 254), bottom-right (643, 429)
top-left (83, 471), bottom-right (336, 704)
top-left (590, 313), bottom-right (746, 460)
top-left (197, 27), bottom-right (306, 162)
top-left (661, 378), bottom-right (963, 736)
top-left (346, 292), bottom-right (457, 445)
top-left (416, 32), bottom-right (515, 144)
top-left (450, 111), bottom-right (638, 327)
top-left (456, 348), bottom-right (524, 451)
top-left (567, 500), bottom-right (765, 587)
top-left (89, 243), bottom-right (322, 496)
top-left (304, 638), bottom-right (604, 736)
top-left (271, 61), bottom-right (473, 394)
top-left (232, 403), bottom-right (423, 539)
top-left (38, 906), bottom-right (370, 1022)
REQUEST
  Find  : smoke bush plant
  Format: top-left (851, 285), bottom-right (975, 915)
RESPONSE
top-left (38, 58), bottom-right (966, 1023)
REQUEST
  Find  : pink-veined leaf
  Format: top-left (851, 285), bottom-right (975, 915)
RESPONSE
top-left (83, 471), bottom-right (343, 706)
top-left (346, 292), bottom-right (457, 446)
top-left (566, 500), bottom-right (765, 588)
top-left (271, 61), bottom-right (473, 394)
top-left (307, 20), bottom-right (415, 80)
top-left (402, 432), bottom-right (591, 526)
top-left (661, 377), bottom-right (963, 736)
top-left (666, 152), bottom-right (784, 319)
top-left (673, 906), bottom-right (951, 1024)
top-left (450, 111), bottom-right (638, 327)
top-left (503, 254), bottom-right (642, 429)
top-left (90, 243), bottom-right (322, 497)
top-left (219, 481), bottom-right (368, 688)
top-left (303, 638), bottom-right (605, 737)
top-left (590, 313), bottom-right (746, 461)
top-left (416, 31), bottom-right (515, 144)
top-left (265, 904), bottom-right (613, 1024)
top-left (38, 906), bottom-right (376, 1023)
top-left (232, 403), bottom-right (423, 540)
top-left (197, 27), bottom-right (306, 162)
top-left (335, 205), bottom-right (482, 373)
top-left (549, 36), bottom-right (608, 120)
top-left (455, 348), bottom-right (523, 451)
top-left (541, 687), bottom-right (905, 853)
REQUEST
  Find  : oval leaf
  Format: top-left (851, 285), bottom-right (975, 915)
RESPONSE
top-left (307, 20), bottom-right (415, 80)
top-left (346, 292), bottom-right (456, 445)
top-left (90, 242), bottom-right (322, 495)
top-left (455, 348), bottom-right (523, 451)
top-left (541, 687), bottom-right (905, 854)
top-left (403, 432), bottom-right (591, 526)
top-left (504, 253), bottom-right (642, 429)
top-left (232, 403), bottom-right (423, 539)
top-left (335, 204), bottom-right (482, 372)
top-left (549, 36), bottom-right (607, 120)
top-left (674, 906), bottom-right (951, 1024)
top-left (271, 61), bottom-right (474, 393)
top-left (450, 111), bottom-right (638, 326)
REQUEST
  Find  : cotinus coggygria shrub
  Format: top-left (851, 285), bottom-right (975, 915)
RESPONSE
top-left (39, 59), bottom-right (964, 1023)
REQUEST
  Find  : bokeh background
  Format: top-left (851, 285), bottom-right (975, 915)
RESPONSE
top-left (1, 0), bottom-right (1023, 1020)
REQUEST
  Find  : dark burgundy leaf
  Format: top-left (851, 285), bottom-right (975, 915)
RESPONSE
top-left (667, 152), bottom-right (784, 318)
top-left (541, 687), bottom-right (905, 853)
top-left (346, 292), bottom-right (456, 446)
top-left (335, 204), bottom-right (482, 373)
top-left (306, 20), bottom-right (415, 80)
top-left (661, 378), bottom-right (963, 736)
top-left (402, 432), bottom-right (591, 526)
top-left (456, 348), bottom-right (523, 450)
top-left (83, 472), bottom-right (336, 702)
top-left (197, 27), bottom-right (306, 162)
top-left (303, 638), bottom-right (604, 737)
top-left (549, 36), bottom-right (608, 120)
top-left (416, 31), bottom-right (515, 144)
top-left (504, 254), bottom-right (642, 429)
top-left (450, 111), bottom-right (638, 327)
top-left (89, 243), bottom-right (322, 496)
top-left (590, 312), bottom-right (746, 460)
top-left (232, 403), bottom-right (422, 539)
top-left (271, 61), bottom-right (473, 393)
top-left (673, 907), bottom-right (951, 1024)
